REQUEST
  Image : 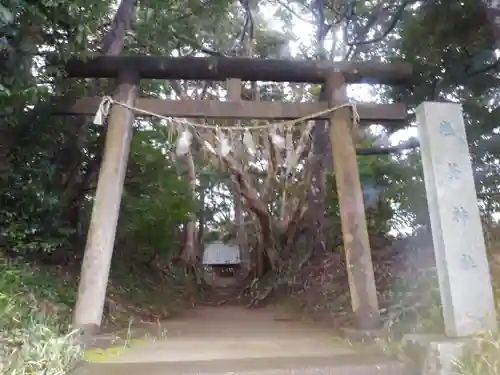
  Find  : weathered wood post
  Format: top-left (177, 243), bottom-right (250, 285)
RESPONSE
top-left (74, 69), bottom-right (139, 335)
top-left (416, 102), bottom-right (497, 336)
top-left (326, 72), bottom-right (381, 330)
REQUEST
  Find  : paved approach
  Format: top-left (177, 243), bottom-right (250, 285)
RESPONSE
top-left (72, 306), bottom-right (413, 375)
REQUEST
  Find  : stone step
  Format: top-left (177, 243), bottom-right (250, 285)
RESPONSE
top-left (212, 288), bottom-right (238, 296)
top-left (71, 355), bottom-right (416, 375)
top-left (201, 287), bottom-right (242, 305)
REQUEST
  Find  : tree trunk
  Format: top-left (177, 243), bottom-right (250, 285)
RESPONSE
top-left (167, 82), bottom-right (207, 267)
top-left (236, 1), bottom-right (257, 276)
top-left (57, 0), bottom-right (137, 251)
top-left (101, 0), bottom-right (137, 56)
top-left (226, 77), bottom-right (251, 276)
top-left (223, 158), bottom-right (280, 270)
top-left (306, 88), bottom-right (332, 254)
top-left (181, 151), bottom-right (198, 264)
top-left (304, 3), bottom-right (334, 256)
top-left (197, 185), bottom-right (205, 250)
top-left (234, 188), bottom-right (251, 275)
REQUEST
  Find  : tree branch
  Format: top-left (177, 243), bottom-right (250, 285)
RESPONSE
top-left (172, 32), bottom-right (225, 56)
top-left (345, 0), bottom-right (415, 59)
top-left (356, 138), bottom-right (419, 155)
top-left (272, 0), bottom-right (316, 24)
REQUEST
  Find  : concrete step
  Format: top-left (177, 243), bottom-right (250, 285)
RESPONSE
top-left (71, 355), bottom-right (416, 375)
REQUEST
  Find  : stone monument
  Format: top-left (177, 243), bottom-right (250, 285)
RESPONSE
top-left (416, 101), bottom-right (497, 337)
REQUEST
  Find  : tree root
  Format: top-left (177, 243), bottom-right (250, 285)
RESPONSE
top-left (242, 244), bottom-right (317, 309)
top-left (246, 284), bottom-right (275, 308)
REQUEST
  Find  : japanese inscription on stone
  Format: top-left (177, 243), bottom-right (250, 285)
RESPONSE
top-left (448, 162), bottom-right (462, 181)
top-left (452, 205), bottom-right (469, 223)
top-left (417, 102), bottom-right (497, 336)
top-left (439, 119), bottom-right (479, 271)
top-left (439, 121), bottom-right (455, 137)
top-left (460, 253), bottom-right (478, 270)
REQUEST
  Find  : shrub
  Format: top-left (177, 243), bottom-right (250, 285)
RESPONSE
top-left (0, 256), bottom-right (82, 375)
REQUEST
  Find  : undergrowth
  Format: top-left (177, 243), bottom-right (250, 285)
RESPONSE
top-left (0, 255), bottom-right (193, 374)
top-left (453, 330), bottom-right (500, 375)
top-left (378, 236), bottom-right (500, 375)
top-left (0, 256), bottom-right (82, 375)
top-left (450, 235), bottom-right (500, 375)
top-left (278, 234), bottom-right (500, 375)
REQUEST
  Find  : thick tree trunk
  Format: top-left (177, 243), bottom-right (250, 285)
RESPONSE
top-left (181, 151), bottom-right (198, 264)
top-left (304, 5), bottom-right (334, 256)
top-left (197, 186), bottom-right (205, 250)
top-left (230, 3), bottom-right (257, 276)
top-left (167, 82), bottom-right (207, 267)
top-left (58, 0), bottom-right (137, 251)
top-left (226, 78), bottom-right (251, 276)
top-left (101, 0), bottom-right (137, 56)
top-left (223, 157), bottom-right (280, 269)
top-left (234, 189), bottom-right (251, 274)
top-left (306, 87), bottom-right (332, 254)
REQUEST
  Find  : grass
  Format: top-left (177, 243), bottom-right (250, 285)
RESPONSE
top-left (371, 238), bottom-right (500, 375)
top-left (449, 235), bottom-right (500, 375)
top-left (452, 330), bottom-right (500, 375)
top-left (0, 255), bottom-right (186, 374)
top-left (82, 320), bottom-right (169, 363)
top-left (0, 256), bottom-right (83, 375)
top-left (83, 345), bottom-right (134, 362)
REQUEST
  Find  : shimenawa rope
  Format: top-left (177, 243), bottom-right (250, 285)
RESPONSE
top-left (92, 96), bottom-right (360, 131)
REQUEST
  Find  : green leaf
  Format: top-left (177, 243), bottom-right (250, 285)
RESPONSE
top-left (0, 4), bottom-right (14, 25)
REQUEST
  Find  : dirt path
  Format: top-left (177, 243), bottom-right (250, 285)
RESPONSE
top-left (73, 305), bottom-right (412, 375)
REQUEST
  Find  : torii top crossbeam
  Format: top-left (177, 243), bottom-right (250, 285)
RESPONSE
top-left (58, 55), bottom-right (412, 85)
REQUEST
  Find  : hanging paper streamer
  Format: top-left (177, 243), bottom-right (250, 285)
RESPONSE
top-left (297, 122), bottom-right (314, 155)
top-left (285, 127), bottom-right (293, 162)
top-left (216, 128), bottom-right (232, 157)
top-left (285, 149), bottom-right (299, 174)
top-left (93, 96), bottom-right (112, 125)
top-left (243, 128), bottom-right (257, 156)
top-left (230, 130), bottom-right (242, 155)
top-left (270, 126), bottom-right (285, 149)
top-left (285, 122), bottom-right (313, 174)
top-left (175, 128), bottom-right (193, 156)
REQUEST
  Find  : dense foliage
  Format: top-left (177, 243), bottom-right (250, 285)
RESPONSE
top-left (1, 0), bottom-right (500, 373)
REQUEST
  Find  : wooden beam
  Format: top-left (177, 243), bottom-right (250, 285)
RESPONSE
top-left (73, 69), bottom-right (139, 334)
top-left (49, 97), bottom-right (407, 123)
top-left (327, 72), bottom-right (381, 330)
top-left (56, 55), bottom-right (412, 85)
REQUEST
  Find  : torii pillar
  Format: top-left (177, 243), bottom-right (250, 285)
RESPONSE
top-left (73, 69), bottom-right (139, 337)
top-left (327, 72), bottom-right (381, 330)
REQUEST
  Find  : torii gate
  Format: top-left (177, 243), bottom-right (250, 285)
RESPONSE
top-left (50, 55), bottom-right (496, 340)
